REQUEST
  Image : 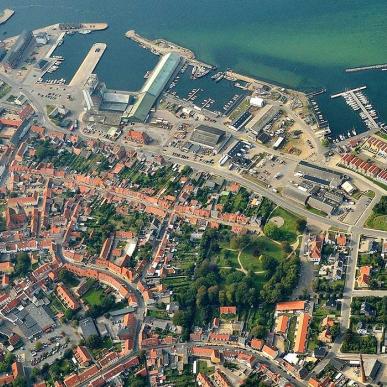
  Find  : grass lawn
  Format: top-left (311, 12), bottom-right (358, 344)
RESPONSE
top-left (216, 243), bottom-right (239, 268)
top-left (306, 204), bottom-right (328, 217)
top-left (197, 360), bottom-right (214, 375)
top-left (287, 315), bottom-right (297, 350)
top-left (376, 131), bottom-right (387, 141)
top-left (240, 236), bottom-right (284, 272)
top-left (366, 212), bottom-right (387, 231)
top-left (235, 236), bottom-right (284, 272)
top-left (162, 276), bottom-right (191, 295)
top-left (84, 287), bottom-right (105, 307)
top-left (147, 309), bottom-right (170, 320)
top-left (268, 207), bottom-right (302, 243)
top-left (165, 365), bottom-right (195, 387)
top-left (228, 97), bottom-right (250, 121)
top-left (0, 83), bottom-right (11, 99)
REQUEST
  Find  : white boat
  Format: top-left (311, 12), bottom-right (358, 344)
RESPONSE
top-left (78, 29), bottom-right (91, 35)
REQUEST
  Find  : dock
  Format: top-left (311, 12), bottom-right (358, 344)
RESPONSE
top-left (125, 30), bottom-right (212, 69)
top-left (45, 32), bottom-right (66, 59)
top-left (0, 9), bottom-right (14, 25)
top-left (345, 64), bottom-right (387, 73)
top-left (330, 86), bottom-right (367, 99)
top-left (69, 43), bottom-right (107, 87)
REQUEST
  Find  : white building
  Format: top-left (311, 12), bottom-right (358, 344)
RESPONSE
top-left (35, 32), bottom-right (49, 45)
top-left (250, 96), bottom-right (265, 108)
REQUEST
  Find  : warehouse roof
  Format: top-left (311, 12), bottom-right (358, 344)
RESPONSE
top-left (128, 52), bottom-right (181, 122)
top-left (191, 125), bottom-right (225, 148)
top-left (283, 186), bottom-right (310, 205)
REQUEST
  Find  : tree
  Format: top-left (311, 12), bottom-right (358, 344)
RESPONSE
top-left (14, 252), bottom-right (31, 277)
top-left (250, 324), bottom-right (267, 339)
top-left (172, 310), bottom-right (186, 327)
top-left (296, 218), bottom-right (307, 232)
top-left (58, 269), bottom-right (77, 286)
top-left (34, 341), bottom-right (43, 351)
top-left (35, 140), bottom-right (56, 162)
top-left (12, 377), bottom-right (27, 387)
top-left (86, 335), bottom-right (103, 350)
top-left (129, 377), bottom-right (147, 387)
top-left (281, 241), bottom-right (292, 254)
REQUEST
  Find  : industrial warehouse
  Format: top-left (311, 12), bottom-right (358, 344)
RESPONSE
top-left (190, 125), bottom-right (226, 148)
top-left (127, 52), bottom-right (181, 122)
top-left (3, 30), bottom-right (35, 69)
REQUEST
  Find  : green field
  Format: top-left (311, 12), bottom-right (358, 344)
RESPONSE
top-left (267, 207), bottom-right (303, 243)
top-left (228, 97), bottom-right (250, 121)
top-left (0, 83), bottom-right (11, 99)
top-left (84, 288), bottom-right (105, 306)
top-left (366, 213), bottom-right (387, 231)
top-left (239, 236), bottom-right (284, 272)
top-left (306, 204), bottom-right (327, 217)
top-left (216, 244), bottom-right (239, 268)
top-left (147, 309), bottom-right (170, 320)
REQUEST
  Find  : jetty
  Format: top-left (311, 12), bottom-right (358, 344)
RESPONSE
top-left (125, 30), bottom-right (212, 69)
top-left (345, 64), bottom-right (387, 73)
top-left (0, 9), bottom-right (14, 25)
top-left (330, 86), bottom-right (367, 99)
top-left (69, 43), bottom-right (107, 87)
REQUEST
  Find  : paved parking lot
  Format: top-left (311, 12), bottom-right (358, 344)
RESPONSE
top-left (15, 323), bottom-right (80, 366)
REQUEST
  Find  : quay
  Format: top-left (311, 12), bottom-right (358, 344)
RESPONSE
top-left (125, 29), bottom-right (212, 69)
top-left (0, 8), bottom-right (14, 25)
top-left (45, 32), bottom-right (66, 59)
top-left (69, 43), bottom-right (107, 87)
top-left (345, 63), bottom-right (387, 73)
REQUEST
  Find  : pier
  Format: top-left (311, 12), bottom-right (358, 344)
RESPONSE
top-left (330, 86), bottom-right (367, 99)
top-left (345, 64), bottom-right (387, 73)
top-left (306, 88), bottom-right (326, 97)
top-left (69, 43), bottom-right (107, 87)
top-left (0, 9), bottom-right (14, 25)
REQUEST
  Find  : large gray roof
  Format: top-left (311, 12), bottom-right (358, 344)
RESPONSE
top-left (191, 125), bottom-right (225, 148)
top-left (283, 186), bottom-right (310, 205)
top-left (128, 52), bottom-right (181, 122)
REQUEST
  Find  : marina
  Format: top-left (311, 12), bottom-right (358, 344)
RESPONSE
top-left (331, 86), bottom-right (384, 139)
top-left (308, 97), bottom-right (330, 130)
top-left (69, 42), bottom-right (107, 86)
top-left (167, 63), bottom-right (248, 116)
